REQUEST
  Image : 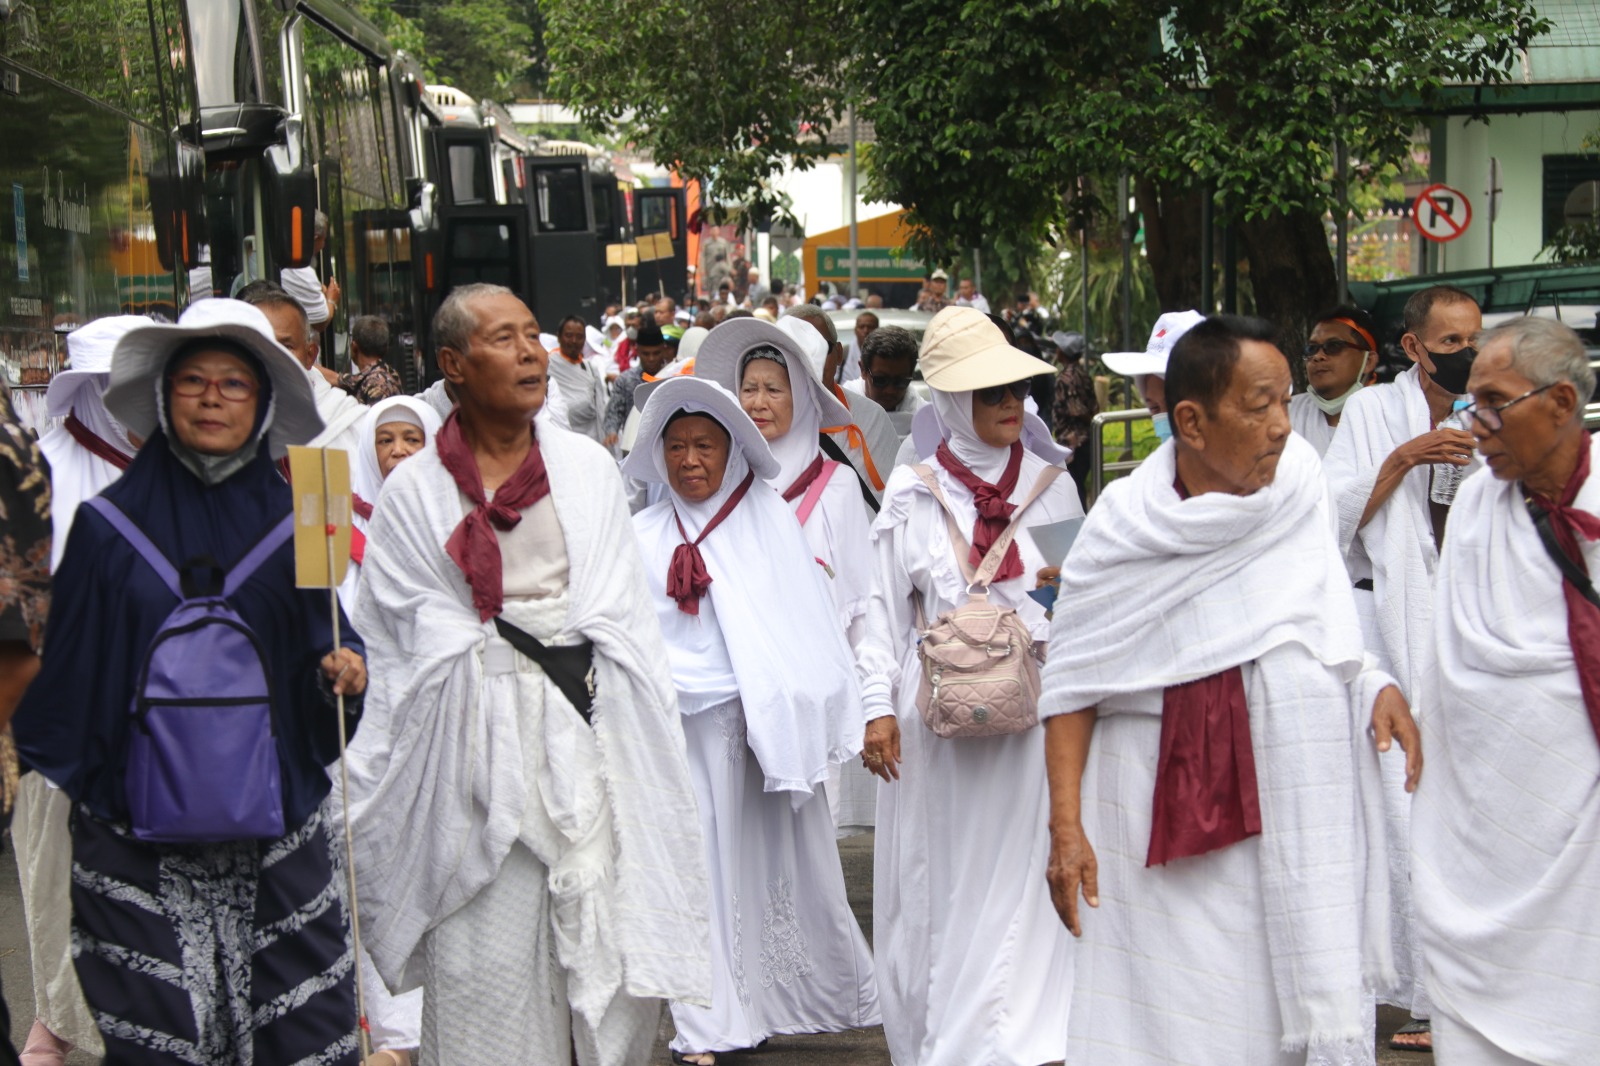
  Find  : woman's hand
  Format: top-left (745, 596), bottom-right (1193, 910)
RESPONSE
top-left (321, 648), bottom-right (367, 698)
top-left (862, 715), bottom-right (901, 782)
top-left (1036, 566), bottom-right (1061, 589)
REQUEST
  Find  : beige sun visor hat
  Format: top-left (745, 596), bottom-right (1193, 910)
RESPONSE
top-left (1102, 310), bottom-right (1206, 378)
top-left (918, 306), bottom-right (1054, 391)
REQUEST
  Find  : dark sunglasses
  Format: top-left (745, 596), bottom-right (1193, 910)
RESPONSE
top-left (869, 373), bottom-right (913, 390)
top-left (974, 379), bottom-right (1032, 406)
top-left (1303, 339), bottom-right (1369, 360)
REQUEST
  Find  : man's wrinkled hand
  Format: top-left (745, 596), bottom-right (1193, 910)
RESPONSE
top-left (1372, 684), bottom-right (1422, 791)
top-left (1047, 821), bottom-right (1098, 937)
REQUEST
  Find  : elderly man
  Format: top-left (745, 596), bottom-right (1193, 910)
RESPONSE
top-left (653, 297), bottom-right (676, 327)
top-left (346, 284), bottom-right (709, 1065)
top-left (1411, 317), bottom-right (1599, 1065)
top-left (844, 324), bottom-right (924, 444)
top-left (786, 304), bottom-right (899, 505)
top-left (1042, 314), bottom-right (1418, 1066)
top-left (841, 310), bottom-right (878, 383)
top-left (551, 314), bottom-right (611, 445)
top-left (338, 314), bottom-right (403, 404)
top-left (238, 280), bottom-right (367, 453)
top-left (745, 267), bottom-right (769, 308)
top-left (915, 269), bottom-right (951, 312)
top-left (1322, 285), bottom-right (1482, 1046)
top-left (954, 277), bottom-right (990, 314)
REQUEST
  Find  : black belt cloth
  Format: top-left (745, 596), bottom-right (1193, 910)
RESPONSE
top-left (493, 616), bottom-right (597, 720)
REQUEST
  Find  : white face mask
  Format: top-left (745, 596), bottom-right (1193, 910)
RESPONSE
top-left (1309, 379), bottom-right (1362, 416)
top-left (1151, 411), bottom-right (1173, 442)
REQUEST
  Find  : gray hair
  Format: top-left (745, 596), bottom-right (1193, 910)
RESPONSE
top-left (433, 283), bottom-right (515, 357)
top-left (784, 303), bottom-right (836, 345)
top-left (350, 315), bottom-right (389, 359)
top-left (1479, 316), bottom-right (1595, 402)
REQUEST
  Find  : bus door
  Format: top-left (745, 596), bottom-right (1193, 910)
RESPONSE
top-left (525, 155), bottom-right (599, 327)
top-left (633, 187), bottom-right (687, 302)
top-left (590, 172), bottom-right (631, 312)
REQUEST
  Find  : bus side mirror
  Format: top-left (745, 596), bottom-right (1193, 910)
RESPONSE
top-left (264, 116), bottom-right (318, 268)
top-left (148, 140), bottom-right (205, 272)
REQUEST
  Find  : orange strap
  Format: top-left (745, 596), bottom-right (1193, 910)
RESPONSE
top-left (822, 384), bottom-right (885, 491)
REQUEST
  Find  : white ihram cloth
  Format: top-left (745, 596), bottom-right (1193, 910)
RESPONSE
top-left (549, 351), bottom-right (610, 443)
top-left (1321, 365), bottom-right (1476, 1014)
top-left (1039, 434), bottom-right (1396, 1066)
top-left (856, 389), bottom-right (1082, 1066)
top-left (627, 378), bottom-right (877, 1052)
top-left (308, 366), bottom-right (367, 453)
top-left (1411, 437), bottom-right (1600, 1065)
top-left (1288, 390), bottom-right (1339, 457)
top-left (346, 429), bottom-right (710, 1063)
top-left (414, 373), bottom-right (570, 431)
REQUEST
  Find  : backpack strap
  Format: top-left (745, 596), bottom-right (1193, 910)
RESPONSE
top-left (223, 514), bottom-right (295, 598)
top-left (794, 460), bottom-right (840, 527)
top-left (84, 497), bottom-right (183, 599)
top-left (911, 463), bottom-right (1064, 590)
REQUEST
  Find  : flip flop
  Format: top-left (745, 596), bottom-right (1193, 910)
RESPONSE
top-left (670, 1052), bottom-right (716, 1066)
top-left (1389, 1018), bottom-right (1433, 1052)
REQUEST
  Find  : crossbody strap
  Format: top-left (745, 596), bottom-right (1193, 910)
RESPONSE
top-left (912, 464), bottom-right (1064, 590)
top-left (84, 497), bottom-right (183, 598)
top-left (223, 515), bottom-right (295, 597)
top-left (794, 460), bottom-right (840, 527)
top-left (820, 433), bottom-right (880, 514)
top-left (1527, 497), bottom-right (1600, 609)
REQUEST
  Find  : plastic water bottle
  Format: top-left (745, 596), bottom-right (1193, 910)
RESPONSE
top-left (1429, 399), bottom-right (1472, 506)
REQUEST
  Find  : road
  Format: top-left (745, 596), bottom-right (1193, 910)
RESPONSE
top-left (4, 832), bottom-right (1429, 1065)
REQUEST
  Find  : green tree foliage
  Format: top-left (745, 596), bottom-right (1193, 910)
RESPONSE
top-left (539, 0), bottom-right (852, 223)
top-left (391, 0), bottom-right (534, 101)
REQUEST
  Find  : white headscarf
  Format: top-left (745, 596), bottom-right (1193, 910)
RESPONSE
top-left (352, 396), bottom-right (443, 529)
top-left (930, 386), bottom-right (1016, 481)
top-left (739, 344), bottom-right (824, 492)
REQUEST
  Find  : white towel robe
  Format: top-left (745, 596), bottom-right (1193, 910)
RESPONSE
top-left (1288, 390), bottom-right (1339, 457)
top-left (857, 451), bottom-right (1082, 1066)
top-left (1412, 437), bottom-right (1600, 1065)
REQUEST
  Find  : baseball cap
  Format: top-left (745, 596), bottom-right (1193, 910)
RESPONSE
top-left (930, 268), bottom-right (949, 281)
top-left (1102, 310), bottom-right (1206, 378)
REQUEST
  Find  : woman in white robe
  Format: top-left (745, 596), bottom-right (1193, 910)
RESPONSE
top-left (340, 396), bottom-right (442, 616)
top-left (625, 377), bottom-right (878, 1065)
top-left (691, 316), bottom-right (879, 834)
top-left (856, 307), bottom-right (1081, 1066)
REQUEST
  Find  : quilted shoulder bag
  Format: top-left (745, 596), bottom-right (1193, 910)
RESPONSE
top-left (911, 464), bottom-right (1061, 739)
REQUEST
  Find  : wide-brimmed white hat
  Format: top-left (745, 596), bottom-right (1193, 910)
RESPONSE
top-left (48, 315), bottom-right (149, 418)
top-left (621, 376), bottom-right (778, 484)
top-left (918, 306), bottom-right (1054, 392)
top-left (1102, 310), bottom-right (1206, 378)
top-left (694, 316), bottom-right (852, 427)
top-left (104, 299), bottom-right (323, 458)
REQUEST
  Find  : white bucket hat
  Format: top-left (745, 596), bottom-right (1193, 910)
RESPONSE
top-left (104, 299), bottom-right (323, 459)
top-left (1102, 310), bottom-right (1206, 378)
top-left (918, 306), bottom-right (1054, 392)
top-left (48, 315), bottom-right (149, 418)
top-left (621, 376), bottom-right (779, 484)
top-left (693, 316), bottom-right (852, 427)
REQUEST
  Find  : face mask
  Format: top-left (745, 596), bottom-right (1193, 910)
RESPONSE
top-left (1424, 346), bottom-right (1477, 395)
top-left (626, 326), bottom-right (638, 341)
top-left (1309, 379), bottom-right (1363, 416)
top-left (1151, 411), bottom-right (1173, 443)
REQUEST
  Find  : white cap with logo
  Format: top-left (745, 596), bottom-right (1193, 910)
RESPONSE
top-left (1102, 310), bottom-right (1206, 379)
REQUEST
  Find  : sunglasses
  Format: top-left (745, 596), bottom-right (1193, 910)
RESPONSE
top-left (974, 380), bottom-right (1032, 406)
top-left (1303, 339), bottom-right (1370, 360)
top-left (869, 373), bottom-right (913, 390)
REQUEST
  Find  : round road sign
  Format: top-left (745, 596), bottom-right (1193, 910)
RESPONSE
top-left (1412, 183), bottom-right (1472, 244)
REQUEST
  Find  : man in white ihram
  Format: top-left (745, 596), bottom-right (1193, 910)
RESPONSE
top-left (1411, 316), bottom-right (1600, 1065)
top-left (1042, 314), bottom-right (1420, 1066)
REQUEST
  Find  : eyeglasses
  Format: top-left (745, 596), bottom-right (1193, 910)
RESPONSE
top-left (1461, 383), bottom-right (1555, 434)
top-left (169, 372), bottom-right (258, 402)
top-left (974, 379), bottom-right (1032, 406)
top-left (1303, 339), bottom-right (1369, 360)
top-left (869, 373), bottom-right (913, 390)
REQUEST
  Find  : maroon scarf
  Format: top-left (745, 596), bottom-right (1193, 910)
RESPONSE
top-left (668, 472), bottom-right (755, 615)
top-left (352, 494), bottom-right (375, 521)
top-left (65, 410), bottom-right (132, 470)
top-left (1147, 474), bottom-right (1262, 866)
top-left (1527, 435), bottom-right (1600, 743)
top-left (781, 453), bottom-right (825, 502)
top-left (935, 440), bottom-right (1025, 582)
top-left (436, 410), bottom-right (551, 622)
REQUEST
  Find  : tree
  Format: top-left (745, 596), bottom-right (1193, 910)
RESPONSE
top-left (389, 0), bottom-right (534, 102)
top-left (539, 0), bottom-right (851, 223)
top-left (852, 0), bottom-right (1549, 344)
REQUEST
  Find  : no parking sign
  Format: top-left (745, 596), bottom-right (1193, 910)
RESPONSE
top-left (1412, 183), bottom-right (1472, 243)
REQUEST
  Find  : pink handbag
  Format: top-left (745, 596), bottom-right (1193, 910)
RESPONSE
top-left (911, 465), bottom-right (1061, 739)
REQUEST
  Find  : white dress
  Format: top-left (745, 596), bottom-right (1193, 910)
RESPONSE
top-left (860, 452), bottom-right (1081, 1066)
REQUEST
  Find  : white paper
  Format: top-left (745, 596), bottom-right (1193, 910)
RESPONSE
top-left (1027, 516), bottom-right (1086, 568)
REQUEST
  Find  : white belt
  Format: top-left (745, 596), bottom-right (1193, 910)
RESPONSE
top-left (482, 632), bottom-right (585, 676)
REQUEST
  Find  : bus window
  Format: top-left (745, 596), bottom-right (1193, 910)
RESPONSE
top-left (535, 167), bottom-right (587, 233)
top-left (449, 145), bottom-right (487, 206)
top-left (0, 0), bottom-right (171, 128)
top-left (592, 182), bottom-right (615, 240)
top-left (637, 193), bottom-right (674, 235)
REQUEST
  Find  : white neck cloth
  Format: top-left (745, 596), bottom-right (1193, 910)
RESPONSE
top-left (930, 387), bottom-right (1013, 480)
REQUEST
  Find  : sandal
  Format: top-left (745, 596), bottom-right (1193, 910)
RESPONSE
top-left (670, 1052), bottom-right (716, 1066)
top-left (1389, 1018), bottom-right (1433, 1052)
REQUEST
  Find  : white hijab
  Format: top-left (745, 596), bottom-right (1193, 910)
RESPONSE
top-left (352, 396), bottom-right (442, 530)
top-left (740, 346), bottom-right (824, 492)
top-left (930, 386), bottom-right (1015, 480)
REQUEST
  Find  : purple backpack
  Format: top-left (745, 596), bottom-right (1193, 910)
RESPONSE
top-left (86, 496), bottom-right (294, 843)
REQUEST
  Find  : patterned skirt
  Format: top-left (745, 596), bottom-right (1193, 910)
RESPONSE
top-left (68, 801), bottom-right (359, 1066)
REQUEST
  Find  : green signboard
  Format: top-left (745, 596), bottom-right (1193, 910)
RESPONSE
top-left (814, 246), bottom-right (926, 282)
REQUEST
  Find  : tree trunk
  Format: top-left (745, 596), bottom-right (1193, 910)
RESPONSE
top-left (1136, 179), bottom-right (1204, 313)
top-left (1238, 206), bottom-right (1338, 387)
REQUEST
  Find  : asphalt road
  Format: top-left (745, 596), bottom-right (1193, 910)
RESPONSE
top-left (3, 832), bottom-right (1430, 1065)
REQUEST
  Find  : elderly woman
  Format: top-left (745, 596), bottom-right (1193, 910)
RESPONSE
top-left (694, 316), bottom-right (880, 832)
top-left (857, 307), bottom-right (1083, 1066)
top-left (626, 376), bottom-right (877, 1066)
top-left (1290, 305), bottom-right (1381, 456)
top-left (341, 395), bottom-right (442, 615)
top-left (13, 299), bottom-right (367, 1066)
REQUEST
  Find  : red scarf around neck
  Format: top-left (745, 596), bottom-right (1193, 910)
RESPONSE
top-left (668, 472), bottom-right (755, 615)
top-left (781, 453), bottom-right (825, 502)
top-left (935, 440), bottom-right (1025, 581)
top-left (435, 410), bottom-right (551, 622)
top-left (1527, 434), bottom-right (1600, 743)
top-left (65, 410), bottom-right (133, 470)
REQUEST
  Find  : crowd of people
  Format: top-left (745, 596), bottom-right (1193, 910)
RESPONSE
top-left (0, 274), bottom-right (1592, 1066)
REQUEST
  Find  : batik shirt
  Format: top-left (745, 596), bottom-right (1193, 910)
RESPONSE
top-left (0, 388), bottom-right (51, 814)
top-left (338, 361), bottom-right (405, 405)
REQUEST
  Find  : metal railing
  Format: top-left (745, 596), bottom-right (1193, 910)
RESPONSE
top-left (1087, 407), bottom-right (1151, 508)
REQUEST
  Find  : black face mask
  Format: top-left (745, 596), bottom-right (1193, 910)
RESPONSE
top-left (1424, 346), bottom-right (1477, 395)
